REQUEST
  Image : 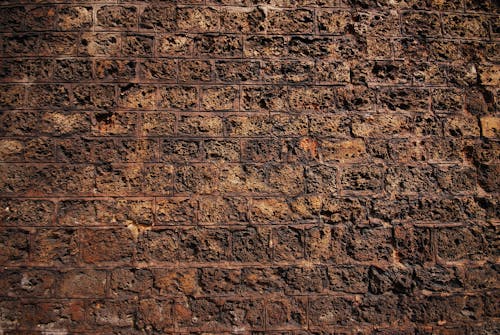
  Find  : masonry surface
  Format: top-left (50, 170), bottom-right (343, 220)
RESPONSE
top-left (0, 0), bottom-right (499, 334)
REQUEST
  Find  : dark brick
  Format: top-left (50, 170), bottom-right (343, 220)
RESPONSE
top-left (0, 228), bottom-right (30, 264)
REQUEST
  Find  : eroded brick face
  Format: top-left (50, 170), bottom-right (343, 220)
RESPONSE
top-left (0, 1), bottom-right (498, 334)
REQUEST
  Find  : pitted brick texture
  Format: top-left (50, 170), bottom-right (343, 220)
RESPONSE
top-left (0, 0), bottom-right (499, 334)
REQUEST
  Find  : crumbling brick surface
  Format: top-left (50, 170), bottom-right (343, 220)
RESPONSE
top-left (0, 0), bottom-right (499, 334)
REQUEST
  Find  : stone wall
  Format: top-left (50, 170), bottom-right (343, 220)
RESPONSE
top-left (0, 0), bottom-right (498, 334)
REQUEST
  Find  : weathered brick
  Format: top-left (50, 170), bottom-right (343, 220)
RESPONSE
top-left (96, 5), bottom-right (138, 30)
top-left (38, 32), bottom-right (78, 56)
top-left (0, 228), bottom-right (30, 264)
top-left (215, 60), bottom-right (260, 82)
top-left (273, 226), bottom-right (305, 261)
top-left (245, 35), bottom-right (285, 57)
top-left (137, 228), bottom-right (178, 262)
top-left (58, 270), bottom-right (107, 298)
top-left (266, 296), bottom-right (308, 329)
top-left (139, 5), bottom-right (176, 31)
top-left (201, 86), bottom-right (239, 111)
top-left (199, 268), bottom-right (240, 294)
top-left (309, 295), bottom-right (356, 326)
top-left (196, 34), bottom-right (242, 57)
top-left (159, 86), bottom-right (198, 110)
top-left (177, 7), bottom-right (219, 33)
top-left (241, 85), bottom-right (288, 111)
top-left (402, 11), bottom-right (442, 37)
top-left (178, 114), bottom-right (224, 137)
top-left (122, 34), bottom-right (154, 57)
top-left (3, 34), bottom-right (38, 57)
top-left (153, 268), bottom-right (199, 296)
top-left (178, 227), bottom-right (229, 261)
top-left (31, 228), bottom-right (79, 265)
top-left (73, 84), bottom-right (116, 109)
top-left (156, 34), bottom-right (194, 57)
top-left (53, 59), bottom-right (92, 82)
top-left (110, 268), bottom-right (154, 297)
top-left (394, 224), bottom-right (433, 264)
top-left (57, 199), bottom-right (154, 227)
top-left (79, 33), bottom-right (121, 56)
top-left (118, 84), bottom-right (156, 109)
top-left (232, 226), bottom-right (272, 262)
top-left (142, 111), bottom-right (175, 136)
top-left (175, 163), bottom-right (220, 194)
top-left (57, 6), bottom-right (92, 31)
top-left (27, 84), bottom-right (70, 108)
top-left (266, 8), bottom-right (314, 34)
top-left (92, 111), bottom-right (138, 136)
top-left (442, 14), bottom-right (490, 38)
top-left (198, 196), bottom-right (248, 223)
top-left (341, 164), bottom-right (385, 193)
top-left (95, 59), bottom-right (137, 81)
top-left (0, 199), bottom-right (54, 226)
top-left (1, 1), bottom-right (497, 332)
top-left (82, 228), bottom-right (135, 264)
top-left (0, 269), bottom-right (56, 298)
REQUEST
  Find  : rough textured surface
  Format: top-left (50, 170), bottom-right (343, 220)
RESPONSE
top-left (0, 0), bottom-right (499, 334)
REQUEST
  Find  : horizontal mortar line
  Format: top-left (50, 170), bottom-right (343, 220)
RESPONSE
top-left (0, 81), bottom-right (471, 88)
top-left (3, 193), bottom-right (490, 200)
top-left (0, 221), bottom-right (490, 229)
top-left (2, 262), bottom-right (495, 271)
top-left (0, 260), bottom-right (404, 270)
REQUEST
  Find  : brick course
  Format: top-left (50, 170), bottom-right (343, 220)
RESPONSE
top-left (0, 0), bottom-right (498, 334)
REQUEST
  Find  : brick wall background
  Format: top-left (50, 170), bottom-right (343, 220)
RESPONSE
top-left (0, 0), bottom-right (499, 334)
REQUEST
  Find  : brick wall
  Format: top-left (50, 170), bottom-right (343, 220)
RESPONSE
top-left (0, 0), bottom-right (499, 334)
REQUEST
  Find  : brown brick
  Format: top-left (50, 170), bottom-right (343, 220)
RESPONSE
top-left (80, 33), bottom-right (121, 56)
top-left (245, 35), bottom-right (286, 57)
top-left (95, 59), bottom-right (137, 81)
top-left (118, 84), bottom-right (156, 109)
top-left (153, 268), bottom-right (199, 295)
top-left (233, 226), bottom-right (272, 262)
top-left (57, 6), bottom-right (93, 31)
top-left (177, 7), bottom-right (219, 33)
top-left (122, 34), bottom-right (154, 57)
top-left (137, 228), bottom-right (178, 262)
top-left (442, 14), bottom-right (490, 38)
top-left (402, 11), bottom-right (442, 37)
top-left (201, 86), bottom-right (239, 111)
top-left (156, 197), bottom-right (197, 224)
top-left (196, 34), bottom-right (242, 57)
top-left (178, 227), bottom-right (229, 261)
top-left (110, 268), bottom-right (154, 297)
top-left (157, 34), bottom-right (194, 57)
top-left (215, 60), bottom-right (260, 82)
top-left (92, 111), bottom-right (138, 136)
top-left (139, 5), bottom-right (176, 31)
top-left (96, 5), bottom-right (138, 30)
top-left (178, 114), bottom-right (224, 137)
top-left (159, 86), bottom-right (198, 110)
top-left (58, 270), bottom-right (107, 298)
top-left (138, 59), bottom-right (177, 82)
top-left (31, 229), bottom-right (79, 265)
top-left (53, 59), bottom-right (92, 82)
top-left (82, 228), bottom-right (135, 264)
top-left (73, 84), bottom-right (116, 109)
top-left (0, 228), bottom-right (30, 264)
top-left (266, 9), bottom-right (314, 34)
top-left (198, 196), bottom-right (248, 223)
